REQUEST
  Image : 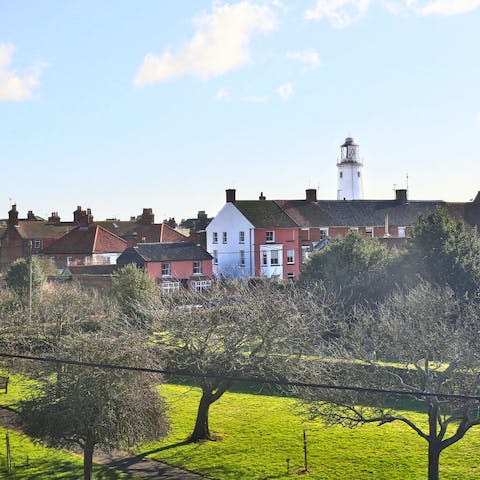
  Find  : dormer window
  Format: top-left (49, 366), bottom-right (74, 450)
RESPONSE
top-left (266, 231), bottom-right (274, 243)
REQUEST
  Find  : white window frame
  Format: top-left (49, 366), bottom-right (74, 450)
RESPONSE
top-left (212, 232), bottom-right (218, 244)
top-left (192, 280), bottom-right (212, 292)
top-left (320, 228), bottom-right (329, 240)
top-left (161, 262), bottom-right (171, 277)
top-left (270, 250), bottom-right (279, 266)
top-left (365, 227), bottom-right (374, 238)
top-left (222, 232), bottom-right (228, 244)
top-left (213, 250), bottom-right (218, 265)
top-left (239, 231), bottom-right (245, 243)
top-left (193, 260), bottom-right (202, 275)
top-left (34, 239), bottom-right (42, 249)
top-left (66, 256), bottom-right (73, 266)
top-left (266, 231), bottom-right (274, 243)
top-left (287, 272), bottom-right (295, 280)
top-left (160, 281), bottom-right (180, 294)
top-left (398, 226), bottom-right (406, 238)
top-left (287, 249), bottom-right (295, 265)
top-left (262, 251), bottom-right (268, 266)
top-left (240, 250), bottom-right (245, 267)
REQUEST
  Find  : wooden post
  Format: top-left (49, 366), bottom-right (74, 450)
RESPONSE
top-left (303, 428), bottom-right (308, 472)
top-left (6, 430), bottom-right (12, 472)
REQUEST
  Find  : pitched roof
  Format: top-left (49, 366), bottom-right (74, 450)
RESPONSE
top-left (233, 201), bottom-right (298, 228)
top-left (15, 221), bottom-right (75, 240)
top-left (122, 242), bottom-right (212, 263)
top-left (44, 225), bottom-right (127, 254)
top-left (277, 199), bottom-right (446, 227)
top-left (96, 221), bottom-right (188, 243)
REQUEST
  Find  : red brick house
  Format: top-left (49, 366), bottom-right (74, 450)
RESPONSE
top-left (117, 242), bottom-right (213, 293)
top-left (43, 225), bottom-right (128, 269)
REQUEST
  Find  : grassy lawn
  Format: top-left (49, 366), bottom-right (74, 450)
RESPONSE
top-left (136, 384), bottom-right (480, 480)
top-left (0, 426), bottom-right (133, 480)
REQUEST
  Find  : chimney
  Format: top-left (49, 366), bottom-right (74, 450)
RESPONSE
top-left (86, 208), bottom-right (94, 225)
top-left (197, 210), bottom-right (207, 220)
top-left (8, 204), bottom-right (19, 227)
top-left (139, 208), bottom-right (154, 225)
top-left (48, 212), bottom-right (60, 223)
top-left (226, 189), bottom-right (236, 203)
top-left (74, 206), bottom-right (91, 227)
top-left (306, 189), bottom-right (317, 203)
top-left (27, 210), bottom-right (36, 221)
top-left (259, 192), bottom-right (266, 201)
top-left (395, 189), bottom-right (408, 204)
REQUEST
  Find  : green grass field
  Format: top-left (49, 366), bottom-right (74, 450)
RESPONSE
top-left (136, 384), bottom-right (480, 480)
top-left (2, 371), bottom-right (480, 479)
top-left (0, 427), bottom-right (132, 480)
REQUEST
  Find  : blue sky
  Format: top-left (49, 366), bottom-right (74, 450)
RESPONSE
top-left (1, 0), bottom-right (479, 222)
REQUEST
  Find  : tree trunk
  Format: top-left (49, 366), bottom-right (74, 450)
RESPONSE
top-left (83, 441), bottom-right (94, 480)
top-left (189, 389), bottom-right (214, 442)
top-left (428, 402), bottom-right (440, 480)
top-left (189, 382), bottom-right (231, 442)
top-left (428, 442), bottom-right (440, 480)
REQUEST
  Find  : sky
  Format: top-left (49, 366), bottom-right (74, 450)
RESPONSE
top-left (1, 0), bottom-right (480, 223)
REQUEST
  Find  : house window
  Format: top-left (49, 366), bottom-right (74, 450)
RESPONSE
top-left (239, 231), bottom-right (245, 243)
top-left (66, 256), bottom-right (73, 266)
top-left (339, 172), bottom-right (343, 178)
top-left (262, 251), bottom-right (268, 266)
top-left (34, 239), bottom-right (42, 249)
top-left (240, 250), bottom-right (245, 267)
top-left (212, 232), bottom-right (218, 244)
top-left (358, 172), bottom-right (361, 177)
top-left (270, 250), bottom-right (279, 266)
top-left (223, 232), bottom-right (228, 244)
top-left (162, 262), bottom-right (171, 276)
top-left (287, 249), bottom-right (294, 264)
top-left (287, 273), bottom-right (295, 280)
top-left (398, 227), bottom-right (406, 238)
top-left (266, 231), bottom-right (274, 243)
top-left (192, 280), bottom-right (212, 292)
top-left (349, 227), bottom-right (359, 233)
top-left (365, 227), bottom-right (374, 238)
top-left (193, 260), bottom-right (202, 274)
top-left (160, 281), bottom-right (180, 294)
top-left (320, 228), bottom-right (329, 240)
top-left (213, 250), bottom-right (218, 265)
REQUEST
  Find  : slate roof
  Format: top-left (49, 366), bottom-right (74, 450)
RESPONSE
top-left (122, 242), bottom-right (212, 263)
top-left (16, 221), bottom-right (75, 240)
top-left (97, 221), bottom-right (188, 243)
top-left (44, 225), bottom-right (127, 254)
top-left (277, 199), bottom-right (446, 227)
top-left (233, 201), bottom-right (298, 228)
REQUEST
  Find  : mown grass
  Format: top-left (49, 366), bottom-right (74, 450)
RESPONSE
top-left (0, 427), bottom-right (132, 480)
top-left (136, 384), bottom-right (480, 480)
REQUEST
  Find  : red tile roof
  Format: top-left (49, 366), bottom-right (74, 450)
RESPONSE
top-left (44, 225), bottom-right (127, 254)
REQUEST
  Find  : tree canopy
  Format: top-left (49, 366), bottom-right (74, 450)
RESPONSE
top-left (4, 257), bottom-right (46, 299)
top-left (299, 283), bottom-right (480, 480)
top-left (301, 231), bottom-right (392, 304)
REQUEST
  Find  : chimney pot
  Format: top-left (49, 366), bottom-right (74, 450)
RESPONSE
top-left (226, 189), bottom-right (236, 203)
top-left (306, 189), bottom-right (317, 203)
top-left (259, 192), bottom-right (266, 201)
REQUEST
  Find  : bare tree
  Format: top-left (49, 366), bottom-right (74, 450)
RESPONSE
top-left (18, 333), bottom-right (168, 480)
top-left (152, 280), bottom-right (335, 442)
top-left (299, 283), bottom-right (480, 480)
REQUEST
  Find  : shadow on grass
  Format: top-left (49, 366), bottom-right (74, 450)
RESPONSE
top-left (137, 440), bottom-right (191, 458)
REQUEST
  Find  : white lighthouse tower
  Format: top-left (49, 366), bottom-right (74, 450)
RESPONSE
top-left (337, 137), bottom-right (364, 200)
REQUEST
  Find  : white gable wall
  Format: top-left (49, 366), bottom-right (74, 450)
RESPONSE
top-left (206, 203), bottom-right (255, 278)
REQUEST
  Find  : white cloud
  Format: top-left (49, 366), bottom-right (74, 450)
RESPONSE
top-left (134, 1), bottom-right (277, 86)
top-left (276, 82), bottom-right (293, 101)
top-left (214, 87), bottom-right (231, 101)
top-left (305, 0), bottom-right (371, 28)
top-left (0, 44), bottom-right (45, 101)
top-left (406, 0), bottom-right (480, 15)
top-left (286, 48), bottom-right (321, 69)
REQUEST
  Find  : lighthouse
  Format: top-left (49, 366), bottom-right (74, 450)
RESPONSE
top-left (337, 137), bottom-right (364, 200)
